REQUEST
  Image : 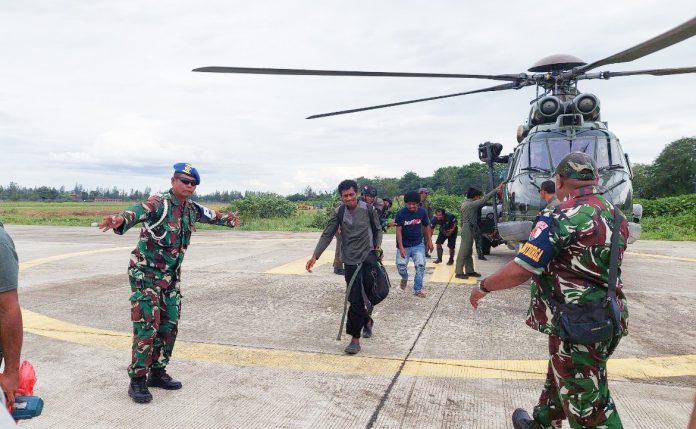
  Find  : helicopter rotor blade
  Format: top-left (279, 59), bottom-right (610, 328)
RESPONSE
top-left (579, 66), bottom-right (696, 79)
top-left (193, 66), bottom-right (525, 82)
top-left (306, 82), bottom-right (525, 119)
top-left (576, 16), bottom-right (696, 73)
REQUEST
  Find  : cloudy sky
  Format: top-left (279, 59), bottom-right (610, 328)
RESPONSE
top-left (1, 1), bottom-right (694, 196)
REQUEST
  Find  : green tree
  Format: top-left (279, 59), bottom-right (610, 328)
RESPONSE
top-left (372, 176), bottom-right (400, 199)
top-left (647, 137), bottom-right (696, 198)
top-left (630, 163), bottom-right (652, 199)
top-left (399, 171), bottom-right (422, 194)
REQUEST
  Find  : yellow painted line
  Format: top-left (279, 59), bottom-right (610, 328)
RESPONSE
top-left (22, 309), bottom-right (696, 380)
top-left (430, 263), bottom-right (477, 284)
top-left (265, 257), bottom-right (329, 275)
top-left (625, 251), bottom-right (696, 263)
top-left (18, 248), bottom-right (696, 380)
top-left (18, 246), bottom-right (132, 270)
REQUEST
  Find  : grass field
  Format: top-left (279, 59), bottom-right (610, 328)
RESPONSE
top-left (1, 201), bottom-right (693, 240)
top-left (0, 201), bottom-right (321, 232)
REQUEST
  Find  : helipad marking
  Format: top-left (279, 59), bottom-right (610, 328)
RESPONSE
top-left (21, 309), bottom-right (696, 380)
top-left (625, 251), bottom-right (696, 263)
top-left (431, 263), bottom-right (477, 284)
top-left (18, 247), bottom-right (132, 270)
top-left (18, 248), bottom-right (696, 380)
top-left (265, 257), bottom-right (329, 275)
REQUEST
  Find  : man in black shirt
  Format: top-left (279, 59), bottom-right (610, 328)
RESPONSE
top-left (431, 209), bottom-right (458, 265)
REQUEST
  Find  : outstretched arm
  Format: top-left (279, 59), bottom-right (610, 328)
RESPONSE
top-left (193, 202), bottom-right (239, 227)
top-left (469, 260), bottom-right (532, 309)
top-left (98, 195), bottom-right (164, 234)
top-left (0, 289), bottom-right (22, 409)
top-left (306, 209), bottom-right (340, 272)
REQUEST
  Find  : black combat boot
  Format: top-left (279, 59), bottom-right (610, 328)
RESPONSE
top-left (433, 247), bottom-right (443, 264)
top-left (447, 248), bottom-right (455, 265)
top-left (147, 368), bottom-right (183, 390)
top-left (128, 376), bottom-right (153, 403)
top-left (512, 408), bottom-right (542, 429)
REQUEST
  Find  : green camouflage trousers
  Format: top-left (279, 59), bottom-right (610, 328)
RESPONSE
top-left (127, 275), bottom-right (182, 378)
top-left (533, 334), bottom-right (623, 429)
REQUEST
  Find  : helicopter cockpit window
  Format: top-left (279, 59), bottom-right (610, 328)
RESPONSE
top-left (527, 141), bottom-right (551, 172)
top-left (548, 138), bottom-right (596, 168)
top-left (596, 138), bottom-right (611, 169)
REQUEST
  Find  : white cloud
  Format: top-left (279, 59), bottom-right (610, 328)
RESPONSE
top-left (1, 1), bottom-right (694, 195)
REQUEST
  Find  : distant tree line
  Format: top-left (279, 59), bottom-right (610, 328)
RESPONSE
top-left (2, 137), bottom-right (693, 203)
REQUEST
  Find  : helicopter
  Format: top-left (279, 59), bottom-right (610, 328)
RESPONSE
top-left (193, 16), bottom-right (696, 246)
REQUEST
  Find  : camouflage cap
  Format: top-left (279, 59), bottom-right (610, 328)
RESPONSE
top-left (554, 152), bottom-right (598, 180)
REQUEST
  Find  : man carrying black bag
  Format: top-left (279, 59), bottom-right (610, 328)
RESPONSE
top-left (306, 179), bottom-right (383, 355)
top-left (469, 152), bottom-right (629, 429)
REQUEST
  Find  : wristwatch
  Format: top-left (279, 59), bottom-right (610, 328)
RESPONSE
top-left (479, 278), bottom-right (492, 293)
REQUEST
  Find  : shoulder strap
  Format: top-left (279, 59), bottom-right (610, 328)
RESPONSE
top-left (338, 204), bottom-right (346, 225)
top-left (367, 204), bottom-right (379, 246)
top-left (144, 197), bottom-right (169, 240)
top-left (607, 208), bottom-right (624, 302)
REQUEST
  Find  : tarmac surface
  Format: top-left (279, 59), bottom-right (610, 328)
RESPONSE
top-left (6, 224), bottom-right (696, 428)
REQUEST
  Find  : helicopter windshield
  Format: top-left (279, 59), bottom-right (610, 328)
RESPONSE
top-left (519, 136), bottom-right (622, 173)
top-left (548, 138), bottom-right (597, 167)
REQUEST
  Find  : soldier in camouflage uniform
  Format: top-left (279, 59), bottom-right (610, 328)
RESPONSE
top-left (469, 152), bottom-right (629, 429)
top-left (98, 163), bottom-right (239, 404)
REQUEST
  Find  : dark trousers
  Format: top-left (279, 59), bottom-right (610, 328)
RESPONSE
top-left (343, 264), bottom-right (371, 339)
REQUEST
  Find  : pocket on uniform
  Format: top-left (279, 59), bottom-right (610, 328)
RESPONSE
top-left (129, 290), bottom-right (158, 323)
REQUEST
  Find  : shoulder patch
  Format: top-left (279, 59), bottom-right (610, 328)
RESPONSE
top-left (529, 221), bottom-right (548, 240)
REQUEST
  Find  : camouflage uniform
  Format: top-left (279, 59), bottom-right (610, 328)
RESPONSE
top-left (514, 153), bottom-right (629, 428)
top-left (114, 190), bottom-right (237, 378)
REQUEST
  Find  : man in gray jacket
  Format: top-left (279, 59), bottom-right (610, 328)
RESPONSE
top-left (306, 180), bottom-right (382, 355)
top-left (455, 184), bottom-right (503, 279)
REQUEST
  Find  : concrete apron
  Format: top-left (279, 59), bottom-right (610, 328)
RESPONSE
top-left (7, 225), bottom-right (696, 429)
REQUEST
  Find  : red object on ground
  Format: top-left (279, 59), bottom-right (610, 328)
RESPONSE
top-left (15, 361), bottom-right (36, 396)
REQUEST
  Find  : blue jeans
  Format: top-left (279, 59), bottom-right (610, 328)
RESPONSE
top-left (396, 243), bottom-right (426, 293)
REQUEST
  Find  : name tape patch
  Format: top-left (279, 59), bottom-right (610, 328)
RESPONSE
top-left (520, 242), bottom-right (543, 262)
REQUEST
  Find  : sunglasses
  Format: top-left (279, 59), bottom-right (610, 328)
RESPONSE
top-left (177, 177), bottom-right (197, 186)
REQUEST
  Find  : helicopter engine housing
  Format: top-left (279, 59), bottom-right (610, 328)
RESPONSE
top-left (530, 95), bottom-right (564, 126)
top-left (569, 93), bottom-right (601, 121)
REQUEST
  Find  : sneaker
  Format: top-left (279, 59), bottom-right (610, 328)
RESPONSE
top-left (454, 273), bottom-right (468, 279)
top-left (512, 408), bottom-right (542, 429)
top-left (334, 267), bottom-right (345, 275)
top-left (362, 319), bottom-right (374, 338)
top-left (425, 253), bottom-right (431, 258)
top-left (128, 376), bottom-right (153, 403)
top-left (400, 279), bottom-right (407, 290)
top-left (344, 342), bottom-right (361, 354)
top-left (414, 291), bottom-right (426, 298)
top-left (433, 258), bottom-right (442, 264)
top-left (465, 272), bottom-right (482, 277)
top-left (147, 368), bottom-right (182, 390)
top-left (446, 259), bottom-right (454, 265)
top-left (477, 255), bottom-right (487, 261)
